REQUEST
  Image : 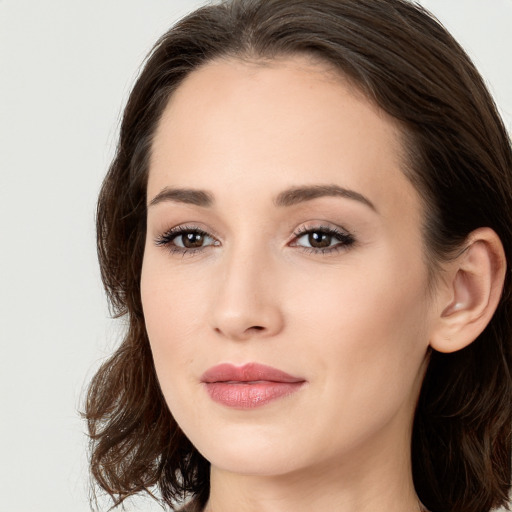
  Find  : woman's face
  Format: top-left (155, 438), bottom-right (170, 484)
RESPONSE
top-left (141, 56), bottom-right (435, 477)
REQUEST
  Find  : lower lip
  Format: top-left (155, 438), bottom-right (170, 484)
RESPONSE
top-left (204, 381), bottom-right (304, 408)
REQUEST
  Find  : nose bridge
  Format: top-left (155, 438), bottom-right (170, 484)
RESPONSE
top-left (210, 233), bottom-right (283, 340)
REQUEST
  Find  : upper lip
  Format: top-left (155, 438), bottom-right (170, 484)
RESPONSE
top-left (201, 363), bottom-right (305, 383)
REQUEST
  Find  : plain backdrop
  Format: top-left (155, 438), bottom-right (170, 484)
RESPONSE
top-left (1, 1), bottom-right (511, 511)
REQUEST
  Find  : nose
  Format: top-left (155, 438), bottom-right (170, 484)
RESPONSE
top-left (210, 243), bottom-right (285, 341)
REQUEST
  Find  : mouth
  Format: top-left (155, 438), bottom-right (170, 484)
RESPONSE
top-left (201, 362), bottom-right (306, 409)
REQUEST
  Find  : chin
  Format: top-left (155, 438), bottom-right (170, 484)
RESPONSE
top-left (187, 421), bottom-right (309, 476)
top-left (207, 448), bottom-right (303, 477)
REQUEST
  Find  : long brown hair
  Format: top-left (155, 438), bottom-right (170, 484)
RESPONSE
top-left (85, 1), bottom-right (512, 511)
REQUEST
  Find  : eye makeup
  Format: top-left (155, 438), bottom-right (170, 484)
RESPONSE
top-left (154, 222), bottom-right (356, 257)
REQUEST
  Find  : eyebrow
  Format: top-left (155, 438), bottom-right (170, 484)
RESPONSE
top-left (149, 187), bottom-right (214, 208)
top-left (274, 184), bottom-right (376, 211)
top-left (148, 184), bottom-right (376, 212)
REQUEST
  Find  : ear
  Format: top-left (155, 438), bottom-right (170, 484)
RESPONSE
top-left (429, 227), bottom-right (507, 354)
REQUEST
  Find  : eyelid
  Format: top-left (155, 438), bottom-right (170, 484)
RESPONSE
top-left (289, 223), bottom-right (356, 254)
top-left (292, 222), bottom-right (347, 236)
top-left (155, 223), bottom-right (220, 242)
top-left (154, 224), bottom-right (220, 255)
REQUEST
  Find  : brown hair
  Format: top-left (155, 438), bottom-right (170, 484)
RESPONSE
top-left (85, 1), bottom-right (512, 511)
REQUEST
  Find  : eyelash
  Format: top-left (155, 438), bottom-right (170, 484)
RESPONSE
top-left (154, 224), bottom-right (356, 256)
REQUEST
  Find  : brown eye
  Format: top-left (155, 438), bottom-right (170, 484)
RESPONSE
top-left (180, 232), bottom-right (206, 248)
top-left (307, 231), bottom-right (332, 248)
top-left (293, 226), bottom-right (355, 253)
top-left (155, 226), bottom-right (218, 253)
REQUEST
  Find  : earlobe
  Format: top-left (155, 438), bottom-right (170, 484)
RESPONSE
top-left (430, 228), bottom-right (506, 354)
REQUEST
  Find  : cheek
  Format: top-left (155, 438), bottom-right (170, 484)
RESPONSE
top-left (140, 254), bottom-right (203, 390)
top-left (289, 251), bottom-right (430, 389)
top-left (280, 257), bottom-right (430, 453)
top-left (141, 243), bottom-right (208, 334)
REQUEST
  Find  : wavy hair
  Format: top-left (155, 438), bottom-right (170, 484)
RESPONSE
top-left (85, 1), bottom-right (512, 511)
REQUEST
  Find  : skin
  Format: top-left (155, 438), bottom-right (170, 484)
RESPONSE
top-left (141, 55), bottom-right (440, 512)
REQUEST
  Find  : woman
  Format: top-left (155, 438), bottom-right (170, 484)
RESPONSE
top-left (85, 1), bottom-right (512, 511)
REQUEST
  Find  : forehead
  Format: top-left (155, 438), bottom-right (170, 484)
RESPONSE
top-left (148, 55), bottom-right (419, 223)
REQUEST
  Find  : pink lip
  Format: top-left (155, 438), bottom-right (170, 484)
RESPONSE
top-left (201, 363), bottom-right (306, 409)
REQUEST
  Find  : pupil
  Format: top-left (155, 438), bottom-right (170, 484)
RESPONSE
top-left (308, 232), bottom-right (331, 248)
top-left (183, 232), bottom-right (204, 248)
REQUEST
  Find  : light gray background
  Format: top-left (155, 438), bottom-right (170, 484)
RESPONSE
top-left (1, 1), bottom-right (511, 511)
